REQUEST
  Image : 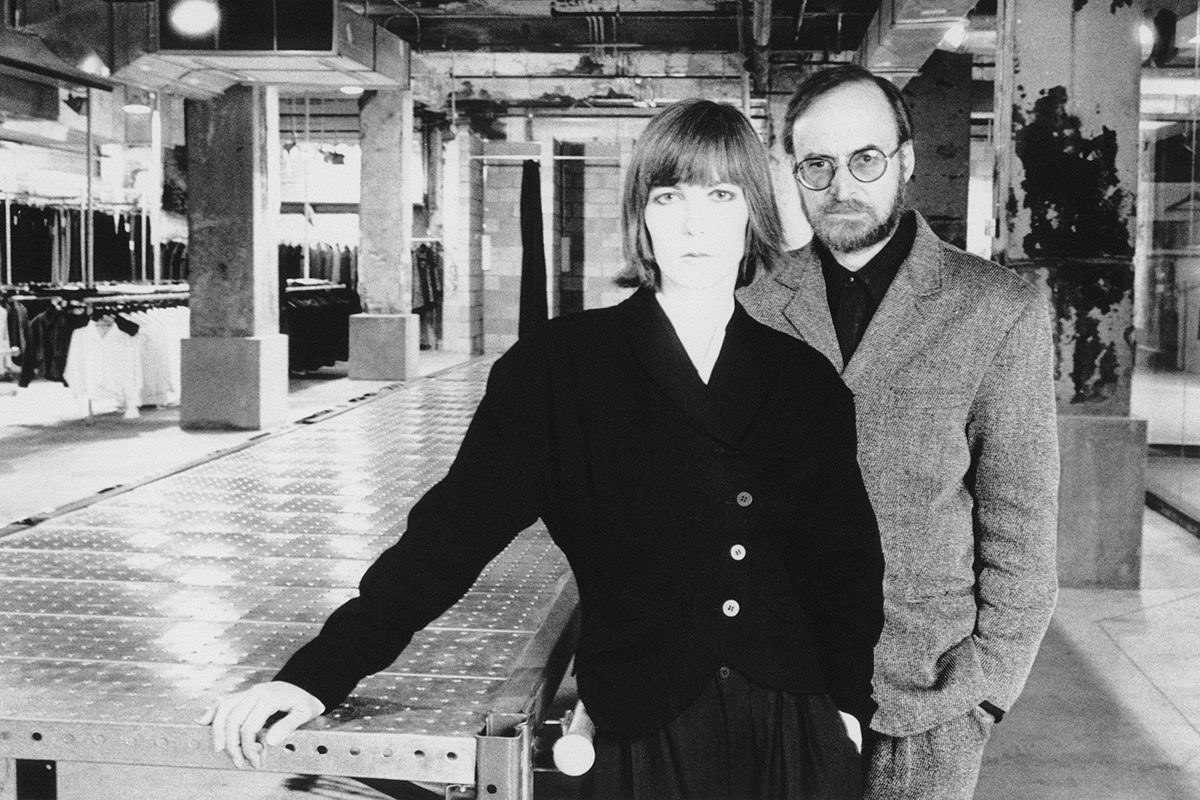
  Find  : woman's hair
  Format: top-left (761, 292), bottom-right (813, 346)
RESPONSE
top-left (617, 98), bottom-right (787, 291)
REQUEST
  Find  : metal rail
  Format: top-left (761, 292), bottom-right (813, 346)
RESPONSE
top-left (0, 357), bottom-right (578, 799)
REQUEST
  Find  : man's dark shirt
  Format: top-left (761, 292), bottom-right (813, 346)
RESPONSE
top-left (817, 210), bottom-right (917, 364)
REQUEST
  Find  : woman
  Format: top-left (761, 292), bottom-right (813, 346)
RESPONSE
top-left (204, 98), bottom-right (883, 799)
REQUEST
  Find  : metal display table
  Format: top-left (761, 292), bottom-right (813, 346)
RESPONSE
top-left (0, 359), bottom-right (579, 800)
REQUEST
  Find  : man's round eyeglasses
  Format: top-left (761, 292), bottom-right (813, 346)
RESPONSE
top-left (792, 144), bottom-right (903, 191)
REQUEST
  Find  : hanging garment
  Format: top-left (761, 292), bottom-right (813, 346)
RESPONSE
top-left (11, 205), bottom-right (54, 284)
top-left (282, 284), bottom-right (361, 372)
top-left (0, 304), bottom-right (12, 375)
top-left (129, 308), bottom-right (181, 407)
top-left (519, 159), bottom-right (547, 338)
top-left (4, 298), bottom-right (29, 368)
top-left (19, 304), bottom-right (88, 387)
top-left (63, 318), bottom-right (143, 415)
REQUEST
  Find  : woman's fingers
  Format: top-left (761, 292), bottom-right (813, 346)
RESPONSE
top-left (202, 683), bottom-right (325, 769)
top-left (222, 691), bottom-right (259, 768)
top-left (263, 704), bottom-right (319, 748)
top-left (238, 694), bottom-right (283, 769)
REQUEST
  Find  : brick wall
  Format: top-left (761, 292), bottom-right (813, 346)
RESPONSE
top-left (579, 142), bottom-right (631, 310)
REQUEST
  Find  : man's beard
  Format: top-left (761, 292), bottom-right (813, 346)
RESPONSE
top-left (803, 180), bottom-right (907, 255)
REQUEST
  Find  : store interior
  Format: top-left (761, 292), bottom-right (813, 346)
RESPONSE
top-left (2, 0), bottom-right (1200, 798)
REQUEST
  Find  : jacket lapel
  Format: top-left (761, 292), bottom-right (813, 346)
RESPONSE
top-left (706, 304), bottom-right (776, 443)
top-left (839, 214), bottom-right (947, 393)
top-left (619, 289), bottom-right (744, 446)
top-left (774, 249), bottom-right (844, 372)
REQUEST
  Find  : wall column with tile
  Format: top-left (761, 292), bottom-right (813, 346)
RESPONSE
top-left (181, 84), bottom-right (288, 431)
top-left (580, 142), bottom-right (628, 310)
top-left (350, 89), bottom-right (420, 379)
top-left (442, 128), bottom-right (485, 355)
top-left (994, 0), bottom-right (1146, 588)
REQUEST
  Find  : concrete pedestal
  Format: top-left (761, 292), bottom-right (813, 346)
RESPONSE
top-left (180, 334), bottom-right (288, 431)
top-left (349, 313), bottom-right (420, 381)
top-left (1057, 414), bottom-right (1148, 589)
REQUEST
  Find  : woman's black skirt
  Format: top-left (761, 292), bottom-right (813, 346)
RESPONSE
top-left (583, 668), bottom-right (862, 800)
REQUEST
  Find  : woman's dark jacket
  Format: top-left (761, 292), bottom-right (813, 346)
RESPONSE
top-left (275, 288), bottom-right (885, 735)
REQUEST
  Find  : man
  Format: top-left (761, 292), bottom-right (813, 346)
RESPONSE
top-left (739, 64), bottom-right (1060, 799)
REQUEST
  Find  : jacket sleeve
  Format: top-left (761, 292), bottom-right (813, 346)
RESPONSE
top-left (802, 379), bottom-right (885, 730)
top-left (967, 292), bottom-right (1059, 713)
top-left (274, 338), bottom-right (550, 712)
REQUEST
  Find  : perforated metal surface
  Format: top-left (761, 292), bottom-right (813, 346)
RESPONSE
top-left (0, 357), bottom-right (576, 782)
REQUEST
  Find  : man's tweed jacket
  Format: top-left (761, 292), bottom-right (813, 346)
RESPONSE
top-left (739, 212), bottom-right (1059, 737)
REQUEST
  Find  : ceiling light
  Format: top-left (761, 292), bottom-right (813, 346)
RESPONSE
top-left (1139, 23), bottom-right (1155, 49)
top-left (339, 86), bottom-right (365, 97)
top-left (168, 0), bottom-right (221, 38)
top-left (938, 21), bottom-right (968, 51)
top-left (123, 87), bottom-right (155, 115)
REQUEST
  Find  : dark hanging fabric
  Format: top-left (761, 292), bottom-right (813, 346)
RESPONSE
top-left (337, 246), bottom-right (356, 291)
top-left (162, 240), bottom-right (189, 281)
top-left (19, 303), bottom-right (88, 387)
top-left (279, 244), bottom-right (302, 280)
top-left (281, 283), bottom-right (362, 372)
top-left (519, 159), bottom-right (547, 339)
top-left (4, 298), bottom-right (29, 367)
top-left (11, 205), bottom-right (53, 285)
top-left (412, 243), bottom-right (445, 350)
top-left (113, 314), bottom-right (140, 337)
top-left (129, 214), bottom-right (153, 280)
top-left (67, 209), bottom-right (83, 284)
top-left (92, 210), bottom-right (128, 283)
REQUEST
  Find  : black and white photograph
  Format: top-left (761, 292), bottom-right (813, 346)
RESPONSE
top-left (1, 1), bottom-right (1199, 798)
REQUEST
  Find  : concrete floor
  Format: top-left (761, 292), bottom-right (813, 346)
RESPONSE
top-left (2, 357), bottom-right (1200, 799)
top-left (0, 352), bottom-right (467, 527)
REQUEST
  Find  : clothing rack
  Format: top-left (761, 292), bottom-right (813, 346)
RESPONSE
top-left (285, 279), bottom-right (349, 295)
top-left (82, 292), bottom-right (190, 312)
top-left (1, 199), bottom-right (152, 287)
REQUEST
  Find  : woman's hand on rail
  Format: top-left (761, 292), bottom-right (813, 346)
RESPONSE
top-left (199, 681), bottom-right (325, 769)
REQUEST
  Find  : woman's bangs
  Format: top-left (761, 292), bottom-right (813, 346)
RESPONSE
top-left (645, 124), bottom-right (746, 189)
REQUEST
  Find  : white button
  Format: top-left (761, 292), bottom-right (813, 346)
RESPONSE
top-left (722, 599), bottom-right (740, 617)
top-left (736, 491), bottom-right (753, 507)
top-left (730, 544), bottom-right (746, 561)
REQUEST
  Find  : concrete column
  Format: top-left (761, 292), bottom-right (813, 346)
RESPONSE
top-left (903, 50), bottom-right (972, 250)
top-left (351, 89), bottom-right (419, 379)
top-left (481, 141), bottom-right (540, 354)
top-left (181, 85), bottom-right (287, 431)
top-left (442, 129), bottom-right (485, 355)
top-left (994, 0), bottom-right (1147, 587)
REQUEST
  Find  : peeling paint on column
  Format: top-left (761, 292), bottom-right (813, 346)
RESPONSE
top-left (1014, 86), bottom-right (1133, 259)
top-left (1016, 261), bottom-right (1135, 413)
